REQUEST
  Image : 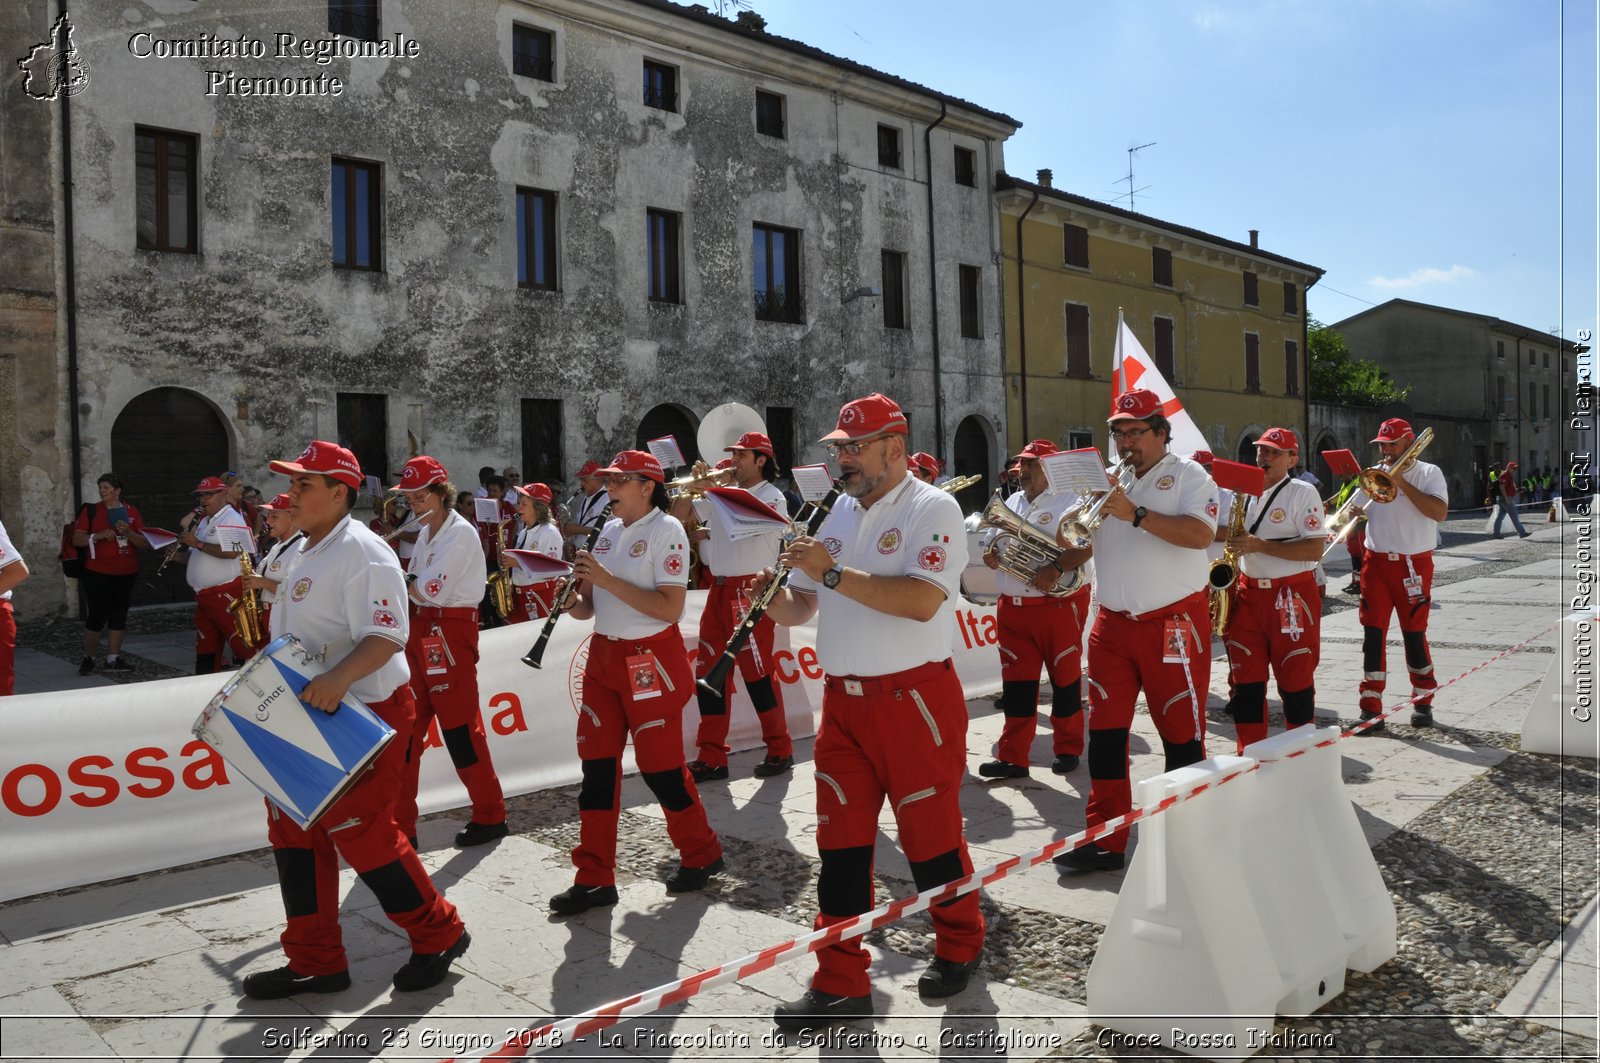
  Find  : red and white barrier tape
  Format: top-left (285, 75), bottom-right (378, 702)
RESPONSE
top-left (445, 621), bottom-right (1559, 1062)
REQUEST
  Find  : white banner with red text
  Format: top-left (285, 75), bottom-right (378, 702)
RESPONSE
top-left (0, 591), bottom-right (1004, 902)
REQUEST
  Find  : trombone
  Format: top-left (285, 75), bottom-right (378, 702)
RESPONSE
top-left (1358, 427), bottom-right (1434, 503)
top-left (939, 473), bottom-right (984, 495)
top-left (1055, 461), bottom-right (1136, 550)
top-left (666, 466), bottom-right (735, 499)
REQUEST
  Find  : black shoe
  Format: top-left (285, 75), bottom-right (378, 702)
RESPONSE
top-left (549, 884), bottom-right (619, 915)
top-left (1353, 712), bottom-right (1386, 735)
top-left (241, 964), bottom-right (351, 1000)
top-left (665, 855), bottom-right (725, 893)
top-left (1051, 754), bottom-right (1079, 775)
top-left (392, 930), bottom-right (470, 991)
top-left (78, 657), bottom-right (95, 676)
top-left (1410, 707), bottom-right (1435, 728)
top-left (753, 754), bottom-right (794, 777)
top-left (977, 759), bottom-right (1028, 779)
top-left (454, 820), bottom-right (509, 847)
top-left (1342, 582), bottom-right (1361, 595)
top-left (687, 760), bottom-right (729, 783)
top-left (1052, 841), bottom-right (1124, 872)
top-left (773, 988), bottom-right (873, 1032)
top-left (918, 955), bottom-right (980, 999)
top-left (1519, 532), bottom-right (1533, 539)
top-left (104, 657), bottom-right (135, 672)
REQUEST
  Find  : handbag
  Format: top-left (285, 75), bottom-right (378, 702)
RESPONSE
top-left (59, 502), bottom-right (93, 578)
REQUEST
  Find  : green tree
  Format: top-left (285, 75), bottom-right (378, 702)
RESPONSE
top-left (1308, 318), bottom-right (1410, 407)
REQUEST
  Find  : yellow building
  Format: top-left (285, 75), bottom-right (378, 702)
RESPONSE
top-left (996, 171), bottom-right (1324, 463)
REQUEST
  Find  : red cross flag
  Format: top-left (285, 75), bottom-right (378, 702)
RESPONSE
top-left (1109, 308), bottom-right (1211, 461)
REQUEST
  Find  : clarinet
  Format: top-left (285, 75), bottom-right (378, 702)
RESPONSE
top-left (697, 485), bottom-right (841, 695)
top-left (522, 504), bottom-right (613, 669)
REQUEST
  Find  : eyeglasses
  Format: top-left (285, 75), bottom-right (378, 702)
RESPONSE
top-left (1110, 427), bottom-right (1153, 442)
top-left (604, 474), bottom-right (648, 486)
top-left (826, 435), bottom-right (888, 457)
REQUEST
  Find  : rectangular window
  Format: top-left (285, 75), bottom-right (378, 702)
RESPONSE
top-left (135, 127), bottom-right (197, 253)
top-left (516, 187), bottom-right (558, 290)
top-left (1244, 333), bottom-right (1262, 391)
top-left (1285, 339), bottom-right (1300, 396)
top-left (953, 146), bottom-right (976, 187)
top-left (958, 264), bottom-right (981, 339)
top-left (512, 24), bottom-right (554, 81)
top-left (1497, 375), bottom-right (1507, 412)
top-left (1497, 339), bottom-right (1506, 360)
top-left (1152, 246), bottom-right (1173, 287)
top-left (643, 59), bottom-right (677, 112)
top-left (755, 90), bottom-right (785, 138)
top-left (335, 392), bottom-right (388, 484)
top-left (1529, 348), bottom-right (1538, 366)
top-left (646, 209), bottom-right (681, 304)
top-left (1243, 270), bottom-right (1259, 307)
top-left (753, 223), bottom-right (802, 323)
top-left (1067, 430), bottom-right (1094, 451)
top-left (1283, 281), bottom-right (1298, 315)
top-left (1065, 304), bottom-right (1091, 377)
top-left (1544, 350), bottom-right (1551, 369)
top-left (1530, 381), bottom-right (1537, 413)
top-left (877, 124), bottom-right (901, 169)
top-left (328, 0), bottom-right (379, 40)
top-left (881, 250), bottom-right (908, 329)
top-left (1544, 384), bottom-right (1551, 418)
top-left (1153, 316), bottom-right (1175, 380)
top-left (766, 406), bottom-right (796, 475)
top-left (520, 398), bottom-right (563, 485)
top-left (1063, 224), bottom-right (1089, 269)
top-left (331, 157), bottom-right (382, 271)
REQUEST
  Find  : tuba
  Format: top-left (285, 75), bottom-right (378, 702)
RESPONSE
top-left (488, 520), bottom-right (515, 620)
top-left (979, 493), bottom-right (1083, 596)
top-left (1056, 461), bottom-right (1136, 550)
top-left (229, 553), bottom-right (268, 649)
top-left (1359, 427), bottom-right (1434, 503)
top-left (1209, 492), bottom-right (1250, 636)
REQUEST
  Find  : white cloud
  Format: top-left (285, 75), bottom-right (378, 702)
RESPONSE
top-left (1367, 264), bottom-right (1477, 290)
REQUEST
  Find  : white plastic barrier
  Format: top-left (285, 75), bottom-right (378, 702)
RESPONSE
top-left (0, 591), bottom-right (1004, 902)
top-left (1088, 727), bottom-right (1395, 1059)
top-left (1520, 609), bottom-right (1600, 759)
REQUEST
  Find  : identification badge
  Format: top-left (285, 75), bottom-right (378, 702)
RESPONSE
top-left (1402, 576), bottom-right (1423, 602)
top-left (626, 652), bottom-right (664, 701)
top-left (1162, 618), bottom-right (1190, 663)
top-left (1277, 589), bottom-right (1306, 640)
top-left (421, 635), bottom-right (448, 676)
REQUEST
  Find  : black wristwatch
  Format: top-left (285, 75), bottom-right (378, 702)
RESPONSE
top-left (822, 565), bottom-right (844, 589)
top-left (1132, 505), bottom-right (1149, 528)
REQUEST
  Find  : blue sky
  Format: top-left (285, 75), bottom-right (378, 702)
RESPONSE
top-left (756, 0), bottom-right (1597, 345)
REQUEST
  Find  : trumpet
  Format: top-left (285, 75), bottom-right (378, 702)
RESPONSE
top-left (939, 473), bottom-right (984, 495)
top-left (1056, 461), bottom-right (1135, 549)
top-left (1209, 492), bottom-right (1250, 636)
top-left (666, 466), bottom-right (735, 499)
top-left (1359, 427), bottom-right (1434, 503)
top-left (978, 493), bottom-right (1084, 597)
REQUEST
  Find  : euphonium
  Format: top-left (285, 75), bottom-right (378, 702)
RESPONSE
top-left (1358, 427), bottom-right (1434, 504)
top-left (488, 520), bottom-right (515, 620)
top-left (1209, 491), bottom-right (1250, 636)
top-left (979, 493), bottom-right (1083, 597)
top-left (1055, 461), bottom-right (1135, 550)
top-left (229, 553), bottom-right (268, 649)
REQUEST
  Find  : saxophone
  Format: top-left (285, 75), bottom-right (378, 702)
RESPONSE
top-left (229, 553), bottom-right (268, 649)
top-left (488, 520), bottom-right (515, 620)
top-left (1208, 492), bottom-right (1250, 637)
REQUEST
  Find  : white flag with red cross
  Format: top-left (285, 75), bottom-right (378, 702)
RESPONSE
top-left (1108, 308), bottom-right (1211, 461)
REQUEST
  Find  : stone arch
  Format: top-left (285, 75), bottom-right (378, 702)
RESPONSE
top-left (1235, 424), bottom-right (1266, 463)
top-left (952, 414), bottom-right (995, 514)
top-left (1313, 431), bottom-right (1343, 490)
top-left (634, 403), bottom-right (701, 469)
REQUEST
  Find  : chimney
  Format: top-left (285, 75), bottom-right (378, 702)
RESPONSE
top-left (734, 10), bottom-right (767, 31)
top-left (1248, 229), bottom-right (1259, 248)
top-left (1036, 168), bottom-right (1053, 188)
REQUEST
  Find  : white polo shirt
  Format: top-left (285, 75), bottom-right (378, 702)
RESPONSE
top-left (693, 480), bottom-right (792, 578)
top-left (186, 504), bottom-right (252, 591)
top-left (0, 519), bottom-right (23, 602)
top-left (790, 475), bottom-right (967, 677)
top-left (259, 532), bottom-right (303, 604)
top-left (589, 508), bottom-right (689, 639)
top-left (1238, 476), bottom-right (1323, 580)
top-left (271, 515), bottom-right (410, 704)
top-left (1094, 452), bottom-right (1217, 615)
top-left (511, 522), bottom-right (564, 587)
top-left (1353, 459), bottom-right (1447, 555)
top-left (570, 489), bottom-right (611, 547)
top-left (983, 487), bottom-right (1082, 598)
top-left (408, 511), bottom-right (487, 609)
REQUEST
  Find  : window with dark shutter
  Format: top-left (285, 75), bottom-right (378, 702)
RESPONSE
top-left (512, 24), bottom-right (554, 81)
top-left (1153, 317), bottom-right (1175, 380)
top-left (1243, 271), bottom-right (1259, 307)
top-left (959, 265), bottom-right (981, 338)
top-left (328, 0), bottom-right (378, 40)
top-left (1152, 246), bottom-right (1172, 287)
top-left (1065, 304), bottom-right (1091, 377)
top-left (520, 398), bottom-right (563, 484)
top-left (1244, 333), bottom-right (1262, 391)
top-left (755, 90), bottom-right (785, 138)
top-left (1285, 340), bottom-right (1299, 396)
top-left (1063, 224), bottom-right (1089, 269)
top-left (1283, 281), bottom-right (1298, 315)
top-left (881, 251), bottom-right (908, 329)
top-left (953, 146), bottom-right (976, 187)
top-left (877, 124), bottom-right (901, 169)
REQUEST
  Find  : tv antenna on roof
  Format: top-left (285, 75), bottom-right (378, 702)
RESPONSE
top-left (712, 0), bottom-right (753, 15)
top-left (1125, 141), bottom-right (1156, 212)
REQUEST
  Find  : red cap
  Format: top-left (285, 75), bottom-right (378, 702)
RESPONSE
top-left (1254, 427), bottom-right (1300, 453)
top-left (1372, 418), bottom-right (1414, 443)
top-left (724, 431), bottom-right (775, 457)
top-left (260, 492), bottom-right (293, 512)
top-left (393, 455), bottom-right (448, 491)
top-left (574, 460), bottom-right (603, 479)
top-left (1108, 388), bottom-right (1162, 422)
top-left (1505, 460), bottom-right (1519, 469)
top-left (819, 393), bottom-right (910, 442)
top-left (1190, 450), bottom-right (1215, 467)
top-left (910, 451), bottom-right (939, 476)
top-left (512, 481), bottom-right (554, 504)
top-left (1013, 439), bottom-right (1060, 461)
top-left (192, 476), bottom-right (228, 495)
top-left (714, 458), bottom-right (734, 470)
top-left (598, 450), bottom-right (665, 483)
top-left (269, 440), bottom-right (364, 490)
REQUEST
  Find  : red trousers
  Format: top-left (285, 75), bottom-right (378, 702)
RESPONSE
top-left (399, 607), bottom-right (504, 837)
top-left (693, 576), bottom-right (791, 766)
top-left (1083, 590), bottom-right (1211, 854)
top-left (1223, 571), bottom-right (1320, 753)
top-left (504, 580), bottom-right (560, 625)
top-left (574, 626), bottom-right (721, 886)
top-left (809, 660), bottom-right (984, 998)
top-left (994, 587), bottom-right (1089, 765)
top-left (1357, 551), bottom-right (1436, 715)
top-left (194, 578), bottom-right (257, 670)
top-left (265, 685), bottom-right (464, 975)
top-left (0, 600), bottom-right (14, 696)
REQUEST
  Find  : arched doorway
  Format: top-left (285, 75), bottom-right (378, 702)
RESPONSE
top-left (112, 388), bottom-right (231, 604)
top-left (634, 404), bottom-right (701, 472)
top-left (952, 415), bottom-right (993, 515)
top-left (1313, 432), bottom-right (1342, 492)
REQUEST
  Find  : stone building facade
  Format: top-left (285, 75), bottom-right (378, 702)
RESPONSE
top-left (0, 0), bottom-right (1018, 616)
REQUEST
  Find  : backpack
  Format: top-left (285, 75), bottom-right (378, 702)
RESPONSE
top-left (59, 502), bottom-right (92, 579)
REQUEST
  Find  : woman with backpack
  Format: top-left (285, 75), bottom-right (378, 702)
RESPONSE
top-left (71, 473), bottom-right (150, 674)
